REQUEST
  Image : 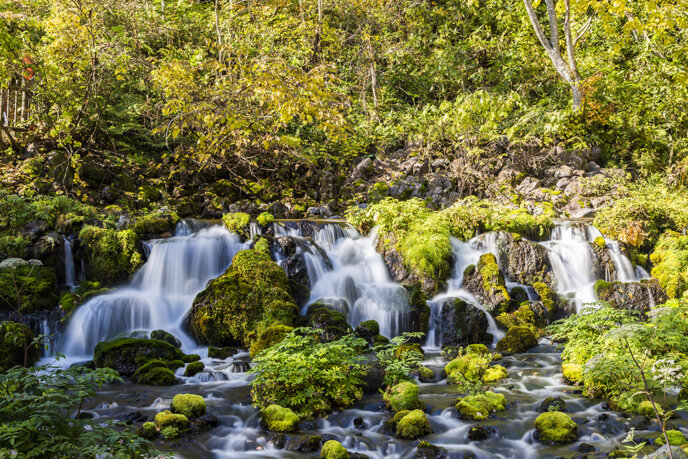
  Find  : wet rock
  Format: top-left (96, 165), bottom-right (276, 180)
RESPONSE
top-left (355, 320), bottom-right (380, 345)
top-left (406, 285), bottom-right (432, 337)
top-left (468, 424), bottom-right (499, 441)
top-left (593, 279), bottom-right (668, 315)
top-left (427, 297), bottom-right (491, 347)
top-left (630, 415), bottom-right (652, 431)
top-left (75, 411), bottom-right (94, 419)
top-left (577, 443), bottom-right (596, 453)
top-left (150, 330), bottom-right (182, 348)
top-left (462, 253), bottom-right (510, 314)
top-left (286, 435), bottom-right (323, 452)
top-left (353, 416), bottom-right (365, 429)
top-left (208, 346), bottom-right (238, 359)
top-left (415, 440), bottom-right (448, 459)
top-left (534, 411), bottom-right (578, 444)
top-left (304, 305), bottom-right (351, 342)
top-left (352, 157), bottom-right (374, 180)
top-left (596, 413), bottom-right (626, 435)
top-left (496, 326), bottom-right (538, 355)
top-left (396, 409), bottom-right (432, 439)
top-left (93, 337), bottom-right (184, 376)
top-left (273, 236), bottom-right (314, 306)
top-left (538, 397), bottom-right (568, 413)
top-left (21, 220), bottom-right (49, 241)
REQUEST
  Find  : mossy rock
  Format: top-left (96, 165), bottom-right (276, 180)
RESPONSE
top-left (136, 366), bottom-right (177, 386)
top-left (562, 363), bottom-right (583, 385)
top-left (222, 212), bottom-right (250, 237)
top-left (383, 381), bottom-right (422, 412)
top-left (396, 409), bottom-right (432, 439)
top-left (456, 392), bottom-right (507, 421)
top-left (139, 422), bottom-right (157, 439)
top-left (249, 324), bottom-right (294, 358)
top-left (0, 321), bottom-right (39, 371)
top-left (320, 440), bottom-right (349, 459)
top-left (534, 411), bottom-right (578, 444)
top-left (132, 359), bottom-right (168, 381)
top-left (466, 344), bottom-right (490, 355)
top-left (533, 282), bottom-right (556, 317)
top-left (483, 365), bottom-right (508, 382)
top-left (93, 337), bottom-right (184, 376)
top-left (187, 248), bottom-right (298, 348)
top-left (305, 306), bottom-right (351, 343)
top-left (184, 361), bottom-right (205, 377)
top-left (79, 226), bottom-right (143, 283)
top-left (656, 430), bottom-right (687, 446)
top-left (168, 359), bottom-right (184, 371)
top-left (593, 279), bottom-right (614, 299)
top-left (171, 394), bottom-right (206, 419)
top-left (154, 410), bottom-right (188, 430)
top-left (594, 236), bottom-right (607, 249)
top-left (262, 404), bottom-right (300, 433)
top-left (59, 281), bottom-right (109, 315)
top-left (496, 326), bottom-right (538, 355)
top-left (416, 441), bottom-right (448, 458)
top-left (208, 346), bottom-right (238, 359)
top-left (0, 264), bottom-right (57, 313)
top-left (445, 350), bottom-right (500, 384)
top-left (150, 330), bottom-right (182, 348)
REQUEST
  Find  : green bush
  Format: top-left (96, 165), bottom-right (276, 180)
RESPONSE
top-left (79, 226), bottom-right (143, 283)
top-left (248, 328), bottom-right (367, 418)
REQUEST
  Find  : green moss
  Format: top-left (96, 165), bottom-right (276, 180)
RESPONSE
top-left (132, 359), bottom-right (168, 381)
top-left (320, 440), bottom-right (349, 459)
top-left (79, 226), bottom-right (143, 283)
top-left (222, 212), bottom-right (250, 236)
top-left (262, 404), bottom-right (300, 432)
top-left (168, 359), bottom-right (184, 371)
top-left (533, 282), bottom-right (555, 315)
top-left (496, 326), bottom-right (538, 355)
top-left (534, 412), bottom-right (578, 444)
top-left (0, 321), bottom-right (39, 371)
top-left (368, 182), bottom-right (390, 203)
top-left (187, 248), bottom-right (298, 348)
top-left (171, 394), bottom-right (206, 419)
top-left (136, 366), bottom-right (177, 386)
top-left (305, 306), bottom-right (351, 342)
top-left (253, 237), bottom-right (270, 254)
top-left (160, 426), bottom-right (180, 440)
top-left (656, 430), bottom-right (687, 446)
top-left (383, 381), bottom-right (422, 412)
top-left (650, 231), bottom-right (688, 299)
top-left (256, 212), bottom-right (274, 227)
top-left (154, 410), bottom-right (188, 430)
top-left (140, 422), bottom-right (157, 439)
top-left (396, 409), bottom-right (432, 440)
top-left (483, 365), bottom-right (508, 382)
top-left (0, 264), bottom-right (57, 313)
top-left (249, 325), bottom-right (294, 358)
top-left (497, 303), bottom-right (541, 337)
top-left (181, 354), bottom-right (201, 363)
top-left (593, 236), bottom-right (607, 249)
top-left (184, 361), bottom-right (205, 377)
top-left (93, 337), bottom-right (184, 376)
top-left (562, 363), bottom-right (583, 384)
top-left (445, 352), bottom-right (491, 383)
top-left (456, 392), bottom-right (507, 420)
top-left (59, 281), bottom-right (109, 315)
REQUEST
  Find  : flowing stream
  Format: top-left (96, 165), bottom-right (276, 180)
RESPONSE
top-left (47, 219), bottom-right (680, 457)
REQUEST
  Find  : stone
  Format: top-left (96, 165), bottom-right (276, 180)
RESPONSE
top-left (496, 326), bottom-right (538, 355)
top-left (321, 440), bottom-right (349, 459)
top-left (426, 297), bottom-right (491, 347)
top-left (534, 412), bottom-right (578, 444)
top-left (462, 253), bottom-right (510, 314)
top-left (150, 330), bottom-right (182, 348)
top-left (352, 157), bottom-right (375, 180)
top-left (456, 392), bottom-right (507, 421)
top-left (468, 424), bottom-right (499, 441)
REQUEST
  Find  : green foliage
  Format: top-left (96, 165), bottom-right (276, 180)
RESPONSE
top-left (0, 364), bottom-right (162, 457)
top-left (375, 332), bottom-right (425, 387)
top-left (655, 429), bottom-right (687, 446)
top-left (59, 281), bottom-right (109, 315)
top-left (248, 328), bottom-right (367, 418)
top-left (171, 394), bottom-right (206, 419)
top-left (650, 231), bottom-right (688, 299)
top-left (79, 226), bottom-right (143, 283)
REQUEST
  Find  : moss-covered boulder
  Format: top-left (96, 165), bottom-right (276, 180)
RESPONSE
top-left (139, 422), bottom-right (157, 439)
top-left (496, 303), bottom-right (546, 337)
top-left (303, 306), bottom-right (351, 343)
top-left (489, 232), bottom-right (554, 288)
top-left (462, 253), bottom-right (510, 314)
top-left (456, 392), bottom-right (507, 421)
top-left (171, 394), bottom-right (206, 419)
top-left (417, 366), bottom-right (435, 383)
top-left (150, 330), bottom-right (182, 348)
top-left (656, 430), bottom-right (687, 446)
top-left (396, 409), bottom-right (432, 439)
top-left (0, 321), bottom-right (39, 371)
top-left (415, 441), bottom-right (448, 458)
top-left (154, 410), bottom-right (188, 430)
top-left (59, 281), bottom-right (109, 315)
top-left (187, 248), bottom-right (298, 348)
top-left (93, 337), bottom-right (184, 376)
top-left (426, 297), bottom-right (491, 347)
top-left (534, 411), bottom-right (578, 444)
top-left (593, 279), bottom-right (668, 314)
top-left (562, 363), bottom-right (583, 385)
top-left (79, 226), bottom-right (143, 283)
top-left (496, 326), bottom-right (538, 355)
top-left (320, 440), bottom-right (349, 459)
top-left (262, 404), bottom-right (300, 433)
top-left (383, 381), bottom-right (422, 412)
top-left (184, 361), bottom-right (205, 377)
top-left (0, 263), bottom-right (57, 313)
top-left (406, 285), bottom-right (432, 336)
top-left (249, 325), bottom-right (293, 358)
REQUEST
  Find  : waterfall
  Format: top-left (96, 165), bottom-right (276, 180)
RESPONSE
top-left (63, 235), bottom-right (77, 289)
top-left (61, 225), bottom-right (245, 358)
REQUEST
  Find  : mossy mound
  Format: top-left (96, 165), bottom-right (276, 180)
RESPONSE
top-left (496, 326), bottom-right (538, 355)
top-left (256, 212), bottom-right (274, 227)
top-left (496, 303), bottom-right (544, 337)
top-left (171, 394), bottom-right (206, 419)
top-left (93, 337), bottom-right (184, 376)
top-left (154, 410), bottom-right (188, 430)
top-left (533, 282), bottom-right (556, 318)
top-left (320, 440), bottom-right (349, 459)
top-left (418, 366), bottom-right (435, 383)
top-left (187, 248), bottom-right (298, 348)
top-left (562, 363), bottom-right (583, 384)
top-left (355, 319), bottom-right (380, 344)
top-left (0, 264), bottom-right (57, 313)
top-left (0, 321), bottom-right (39, 371)
top-left (249, 324), bottom-right (294, 358)
top-left (150, 330), bottom-right (182, 348)
top-left (656, 430), bottom-right (687, 446)
top-left (534, 411), bottom-right (578, 444)
top-left (396, 409), bottom-right (432, 439)
top-left (636, 400), bottom-right (663, 418)
top-left (184, 361), bottom-right (205, 377)
top-left (262, 404), bottom-right (300, 433)
top-left (456, 392), bottom-right (507, 421)
top-left (79, 226), bottom-right (143, 283)
top-left (383, 381), bottom-right (422, 412)
top-left (483, 365), bottom-right (509, 382)
top-left (59, 281), bottom-right (109, 315)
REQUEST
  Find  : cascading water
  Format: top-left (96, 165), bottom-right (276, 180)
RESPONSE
top-left (62, 235), bottom-right (77, 289)
top-left (61, 225), bottom-right (245, 359)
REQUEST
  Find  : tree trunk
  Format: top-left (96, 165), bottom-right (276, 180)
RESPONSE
top-left (571, 81), bottom-right (582, 112)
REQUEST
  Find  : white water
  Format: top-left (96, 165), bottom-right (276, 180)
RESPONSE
top-left (63, 235), bottom-right (77, 289)
top-left (61, 225), bottom-right (245, 359)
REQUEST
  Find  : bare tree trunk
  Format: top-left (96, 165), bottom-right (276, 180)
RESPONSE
top-left (313, 0), bottom-right (323, 63)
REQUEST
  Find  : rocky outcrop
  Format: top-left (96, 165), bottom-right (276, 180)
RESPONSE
top-left (594, 279), bottom-right (668, 314)
top-left (462, 253), bottom-right (511, 314)
top-left (589, 240), bottom-right (616, 281)
top-left (378, 235), bottom-right (445, 296)
top-left (480, 232), bottom-right (554, 287)
top-left (428, 297), bottom-right (491, 346)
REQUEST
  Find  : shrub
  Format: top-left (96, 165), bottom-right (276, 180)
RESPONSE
top-left (376, 332), bottom-right (425, 387)
top-left (248, 328), bottom-right (367, 418)
top-left (650, 231), bottom-right (688, 299)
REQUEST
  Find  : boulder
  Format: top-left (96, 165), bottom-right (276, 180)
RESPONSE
top-left (150, 330), bottom-right (182, 348)
top-left (589, 240), bottom-right (616, 281)
top-left (594, 279), bottom-right (668, 314)
top-left (462, 253), bottom-right (510, 314)
top-left (496, 326), bottom-right (538, 355)
top-left (304, 306), bottom-right (351, 342)
top-left (93, 337), bottom-right (184, 376)
top-left (427, 297), bottom-right (491, 347)
top-left (320, 440), bottom-right (349, 459)
top-left (352, 157), bottom-right (375, 180)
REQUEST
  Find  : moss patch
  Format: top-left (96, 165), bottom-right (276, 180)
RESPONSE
top-left (456, 392), bottom-right (507, 421)
top-left (249, 325), bottom-right (294, 358)
top-left (396, 409), bottom-right (432, 439)
top-left (184, 361), bottom-right (205, 377)
top-left (262, 404), bottom-right (300, 432)
top-left (171, 394), bottom-right (206, 419)
top-left (93, 337), bottom-right (184, 376)
top-left (534, 412), bottom-right (578, 444)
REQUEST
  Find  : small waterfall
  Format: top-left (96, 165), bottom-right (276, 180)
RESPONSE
top-left (63, 235), bottom-right (77, 289)
top-left (62, 226), bottom-right (245, 358)
top-left (249, 222), bottom-right (262, 240)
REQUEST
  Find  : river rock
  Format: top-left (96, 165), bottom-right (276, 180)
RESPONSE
top-left (594, 279), bottom-right (668, 314)
top-left (646, 445), bottom-right (688, 459)
top-left (427, 297), bottom-right (491, 347)
top-left (93, 337), bottom-right (184, 376)
top-left (462, 253), bottom-right (511, 314)
top-left (485, 232), bottom-right (554, 287)
top-left (589, 241), bottom-right (616, 281)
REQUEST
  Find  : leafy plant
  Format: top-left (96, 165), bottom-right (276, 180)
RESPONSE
top-left (375, 332), bottom-right (425, 387)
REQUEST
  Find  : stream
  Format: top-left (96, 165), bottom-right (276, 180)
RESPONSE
top-left (38, 219), bottom-right (686, 458)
